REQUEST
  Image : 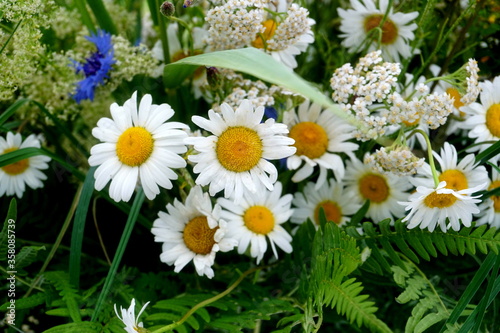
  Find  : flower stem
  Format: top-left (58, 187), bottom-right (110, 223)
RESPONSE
top-left (151, 266), bottom-right (268, 333)
top-left (156, 0), bottom-right (170, 63)
top-left (412, 129), bottom-right (439, 187)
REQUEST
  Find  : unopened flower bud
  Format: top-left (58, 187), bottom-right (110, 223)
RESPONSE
top-left (206, 67), bottom-right (221, 89)
top-left (160, 1), bottom-right (175, 17)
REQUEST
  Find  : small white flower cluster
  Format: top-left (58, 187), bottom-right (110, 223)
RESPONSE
top-left (461, 58), bottom-right (481, 105)
top-left (364, 146), bottom-right (424, 176)
top-left (330, 50), bottom-right (400, 141)
top-left (266, 4), bottom-right (312, 52)
top-left (382, 90), bottom-right (455, 130)
top-left (212, 73), bottom-right (289, 111)
top-left (205, 1), bottom-right (265, 51)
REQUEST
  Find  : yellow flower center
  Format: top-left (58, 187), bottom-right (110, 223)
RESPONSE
top-left (289, 122), bottom-right (329, 159)
top-left (486, 103), bottom-right (500, 138)
top-left (446, 87), bottom-right (464, 109)
top-left (489, 180), bottom-right (500, 213)
top-left (314, 201), bottom-right (342, 225)
top-left (183, 216), bottom-right (218, 255)
top-left (243, 205), bottom-right (275, 235)
top-left (358, 173), bottom-right (389, 203)
top-left (216, 126), bottom-right (263, 172)
top-left (363, 14), bottom-right (399, 45)
top-left (439, 169), bottom-right (468, 191)
top-left (424, 192), bottom-right (457, 208)
top-left (1, 147), bottom-right (30, 175)
top-left (252, 19), bottom-right (278, 49)
top-left (116, 127), bottom-right (154, 167)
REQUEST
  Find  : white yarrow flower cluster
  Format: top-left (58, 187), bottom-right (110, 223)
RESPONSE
top-left (330, 50), bottom-right (400, 141)
top-left (461, 59), bottom-right (481, 106)
top-left (364, 146), bottom-right (424, 176)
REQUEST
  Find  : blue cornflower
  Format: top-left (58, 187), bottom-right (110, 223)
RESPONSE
top-left (72, 30), bottom-right (115, 103)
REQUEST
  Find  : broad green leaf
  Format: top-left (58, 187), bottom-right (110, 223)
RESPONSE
top-left (164, 47), bottom-right (362, 127)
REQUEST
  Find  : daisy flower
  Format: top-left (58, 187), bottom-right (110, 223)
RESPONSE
top-left (462, 75), bottom-right (500, 162)
top-left (284, 100), bottom-right (358, 188)
top-left (343, 155), bottom-right (411, 222)
top-left (337, 0), bottom-right (418, 62)
top-left (292, 179), bottom-right (361, 227)
top-left (218, 182), bottom-right (293, 264)
top-left (411, 142), bottom-right (489, 192)
top-left (400, 181), bottom-right (485, 232)
top-left (0, 132), bottom-right (51, 198)
top-left (72, 29), bottom-right (115, 103)
top-left (88, 91), bottom-right (188, 202)
top-left (476, 166), bottom-right (500, 229)
top-left (114, 298), bottom-right (150, 333)
top-left (151, 186), bottom-right (237, 278)
top-left (185, 100), bottom-right (296, 202)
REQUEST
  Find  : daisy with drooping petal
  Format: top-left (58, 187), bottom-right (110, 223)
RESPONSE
top-left (284, 100), bottom-right (358, 188)
top-left (114, 298), bottom-right (150, 333)
top-left (399, 181), bottom-right (485, 232)
top-left (88, 91), bottom-right (188, 202)
top-left (476, 166), bottom-right (500, 229)
top-left (462, 75), bottom-right (500, 162)
top-left (151, 186), bottom-right (237, 278)
top-left (411, 142), bottom-right (489, 193)
top-left (218, 182), bottom-right (293, 264)
top-left (185, 100), bottom-right (296, 202)
top-left (337, 0), bottom-right (418, 62)
top-left (343, 155), bottom-right (411, 222)
top-left (0, 132), bottom-right (51, 198)
top-left (292, 179), bottom-right (361, 228)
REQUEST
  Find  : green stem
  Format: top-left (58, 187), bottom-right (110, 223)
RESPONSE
top-left (156, 0), bottom-right (170, 64)
top-left (91, 189), bottom-right (145, 321)
top-left (412, 129), bottom-right (439, 187)
top-left (151, 266), bottom-right (266, 333)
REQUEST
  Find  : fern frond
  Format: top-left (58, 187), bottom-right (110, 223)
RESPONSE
top-left (307, 222), bottom-right (392, 333)
top-left (41, 321), bottom-right (102, 333)
top-left (346, 220), bottom-right (500, 272)
top-left (44, 271), bottom-right (82, 322)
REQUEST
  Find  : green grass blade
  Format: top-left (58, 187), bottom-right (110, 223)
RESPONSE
top-left (0, 99), bottom-right (29, 127)
top-left (87, 0), bottom-right (118, 35)
top-left (439, 252), bottom-right (497, 332)
top-left (0, 147), bottom-right (85, 180)
top-left (91, 188), bottom-right (145, 321)
top-left (73, 0), bottom-right (96, 33)
top-left (69, 167), bottom-right (96, 288)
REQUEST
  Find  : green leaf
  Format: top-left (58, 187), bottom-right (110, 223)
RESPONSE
top-left (0, 198), bottom-right (17, 260)
top-left (164, 48), bottom-right (361, 127)
top-left (91, 189), bottom-right (145, 322)
top-left (15, 245), bottom-right (45, 269)
top-left (439, 252), bottom-right (498, 332)
top-left (87, 0), bottom-right (117, 35)
top-left (69, 167), bottom-right (96, 289)
top-left (73, 0), bottom-right (96, 33)
top-left (42, 322), bottom-right (102, 333)
top-left (0, 292), bottom-right (45, 311)
top-left (45, 271), bottom-right (82, 322)
top-left (0, 99), bottom-right (29, 127)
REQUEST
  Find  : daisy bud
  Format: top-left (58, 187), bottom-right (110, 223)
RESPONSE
top-left (160, 1), bottom-right (175, 17)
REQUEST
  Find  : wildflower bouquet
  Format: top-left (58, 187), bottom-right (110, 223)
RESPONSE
top-left (1, 0), bottom-right (500, 332)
